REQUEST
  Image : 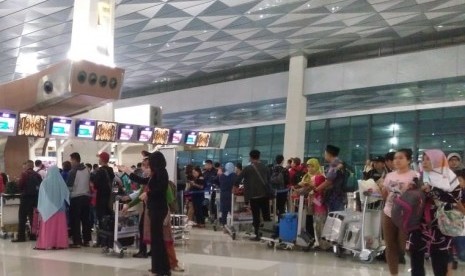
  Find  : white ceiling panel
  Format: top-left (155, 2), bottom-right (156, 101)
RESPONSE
top-left (0, 0), bottom-right (462, 93)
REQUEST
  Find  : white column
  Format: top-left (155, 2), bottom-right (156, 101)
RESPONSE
top-left (69, 0), bottom-right (115, 66)
top-left (283, 55), bottom-right (307, 160)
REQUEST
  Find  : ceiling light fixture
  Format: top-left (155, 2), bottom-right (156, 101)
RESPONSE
top-left (437, 25), bottom-right (443, 28)
top-left (16, 52), bottom-right (40, 74)
top-left (331, 6), bottom-right (340, 13)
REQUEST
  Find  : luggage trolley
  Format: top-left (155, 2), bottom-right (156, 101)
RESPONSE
top-left (171, 214), bottom-right (190, 244)
top-left (352, 192), bottom-right (385, 262)
top-left (0, 193), bottom-right (21, 239)
top-left (262, 194), bottom-right (313, 250)
top-left (322, 193), bottom-right (384, 262)
top-left (224, 191), bottom-right (253, 240)
top-left (101, 197), bottom-right (139, 258)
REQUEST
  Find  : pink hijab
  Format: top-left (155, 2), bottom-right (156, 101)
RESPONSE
top-left (423, 149), bottom-right (459, 192)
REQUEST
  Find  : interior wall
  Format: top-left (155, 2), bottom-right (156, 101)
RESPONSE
top-left (62, 140), bottom-right (111, 166)
top-left (113, 44), bottom-right (465, 123)
top-left (119, 144), bottom-right (148, 167)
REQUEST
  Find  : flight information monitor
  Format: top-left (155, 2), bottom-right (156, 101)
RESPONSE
top-left (0, 111), bottom-right (17, 135)
top-left (137, 126), bottom-right (153, 143)
top-left (49, 117), bottom-right (72, 137)
top-left (75, 119), bottom-right (96, 139)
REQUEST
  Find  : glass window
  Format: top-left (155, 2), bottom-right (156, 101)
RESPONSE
top-left (306, 120), bottom-right (326, 158)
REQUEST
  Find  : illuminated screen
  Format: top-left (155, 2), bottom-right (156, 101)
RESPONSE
top-left (95, 121), bottom-right (117, 142)
top-left (184, 131), bottom-right (197, 145)
top-left (117, 124), bottom-right (135, 141)
top-left (75, 119), bottom-right (96, 139)
top-left (169, 130), bottom-right (183, 144)
top-left (0, 111), bottom-right (17, 135)
top-left (17, 113), bottom-right (47, 138)
top-left (137, 127), bottom-right (153, 142)
top-left (196, 132), bottom-right (211, 147)
top-left (152, 128), bottom-right (170, 145)
top-left (49, 117), bottom-right (72, 137)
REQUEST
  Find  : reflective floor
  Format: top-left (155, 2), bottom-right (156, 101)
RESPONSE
top-left (0, 229), bottom-right (464, 276)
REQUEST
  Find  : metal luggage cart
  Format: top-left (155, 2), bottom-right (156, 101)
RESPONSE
top-left (0, 194), bottom-right (21, 239)
top-left (336, 193), bottom-right (385, 262)
top-left (101, 198), bottom-right (139, 258)
top-left (262, 194), bottom-right (313, 251)
top-left (212, 188), bottom-right (221, 231)
top-left (171, 214), bottom-right (190, 244)
top-left (224, 192), bottom-right (253, 240)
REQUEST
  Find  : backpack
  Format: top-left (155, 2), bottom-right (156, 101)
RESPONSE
top-left (340, 163), bottom-right (358, 193)
top-left (24, 171), bottom-right (42, 196)
top-left (391, 188), bottom-right (426, 234)
top-left (270, 166), bottom-right (287, 189)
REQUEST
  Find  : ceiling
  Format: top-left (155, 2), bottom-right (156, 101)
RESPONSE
top-left (162, 77), bottom-right (465, 129)
top-left (0, 0), bottom-right (464, 93)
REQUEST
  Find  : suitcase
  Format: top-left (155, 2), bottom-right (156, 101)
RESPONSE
top-left (279, 213), bottom-right (298, 243)
top-left (322, 211), bottom-right (360, 244)
top-left (343, 221), bottom-right (361, 250)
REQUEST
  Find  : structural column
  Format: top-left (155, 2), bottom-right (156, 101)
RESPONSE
top-left (283, 55), bottom-right (307, 161)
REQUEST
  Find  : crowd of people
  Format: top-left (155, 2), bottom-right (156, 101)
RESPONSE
top-left (5, 144), bottom-right (465, 276)
top-left (10, 150), bottom-right (182, 276)
top-left (179, 146), bottom-right (465, 276)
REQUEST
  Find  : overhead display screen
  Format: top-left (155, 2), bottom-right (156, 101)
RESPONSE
top-left (137, 126), bottom-right (153, 142)
top-left (152, 128), bottom-right (171, 145)
top-left (117, 124), bottom-right (135, 141)
top-left (169, 130), bottom-right (183, 144)
top-left (49, 117), bottom-right (72, 137)
top-left (184, 131), bottom-right (197, 146)
top-left (196, 132), bottom-right (211, 147)
top-left (95, 121), bottom-right (117, 142)
top-left (0, 111), bottom-right (17, 135)
top-left (17, 113), bottom-right (47, 138)
top-left (75, 119), bottom-right (96, 139)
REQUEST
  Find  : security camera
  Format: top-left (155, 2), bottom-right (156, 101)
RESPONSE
top-left (109, 78), bottom-right (117, 89)
top-left (89, 73), bottom-right (97, 85)
top-left (44, 81), bottom-right (53, 94)
top-left (77, 71), bottom-right (87, 83)
top-left (99, 75), bottom-right (108, 87)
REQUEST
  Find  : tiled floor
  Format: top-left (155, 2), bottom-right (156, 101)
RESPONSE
top-left (0, 229), bottom-right (464, 276)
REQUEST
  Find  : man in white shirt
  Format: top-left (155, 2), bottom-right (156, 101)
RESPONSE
top-left (34, 160), bottom-right (47, 179)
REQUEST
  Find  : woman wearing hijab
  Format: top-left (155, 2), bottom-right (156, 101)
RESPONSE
top-left (121, 151), bottom-right (171, 276)
top-left (409, 149), bottom-right (465, 276)
top-left (35, 166), bottom-right (70, 250)
top-left (217, 162), bottom-right (236, 227)
top-left (300, 158), bottom-right (329, 250)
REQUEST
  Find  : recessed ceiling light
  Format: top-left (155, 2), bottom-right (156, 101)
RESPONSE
top-left (331, 6), bottom-right (340, 13)
top-left (437, 25), bottom-right (443, 28)
top-left (260, 15), bottom-right (264, 19)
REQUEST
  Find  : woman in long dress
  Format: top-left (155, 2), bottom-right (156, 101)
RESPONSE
top-left (122, 152), bottom-right (171, 276)
top-left (35, 166), bottom-right (70, 250)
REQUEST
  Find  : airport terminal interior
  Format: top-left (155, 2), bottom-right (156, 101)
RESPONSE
top-left (1, 0), bottom-right (465, 275)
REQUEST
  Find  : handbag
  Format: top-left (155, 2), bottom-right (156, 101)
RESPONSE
top-left (435, 203), bottom-right (465, 237)
top-left (252, 164), bottom-right (275, 199)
